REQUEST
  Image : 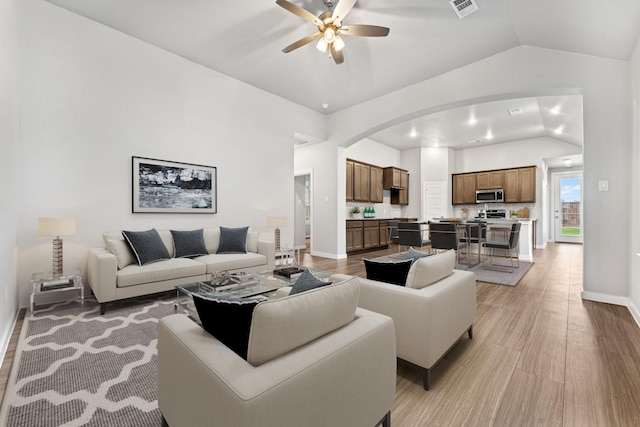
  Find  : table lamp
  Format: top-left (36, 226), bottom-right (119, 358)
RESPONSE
top-left (38, 217), bottom-right (76, 276)
top-left (267, 216), bottom-right (288, 252)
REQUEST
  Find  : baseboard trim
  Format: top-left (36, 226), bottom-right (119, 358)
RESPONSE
top-left (310, 251), bottom-right (347, 260)
top-left (629, 300), bottom-right (640, 329)
top-left (0, 309), bottom-right (20, 367)
top-left (581, 291), bottom-right (640, 329)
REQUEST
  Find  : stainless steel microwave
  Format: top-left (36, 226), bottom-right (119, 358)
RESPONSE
top-left (476, 189), bottom-right (504, 203)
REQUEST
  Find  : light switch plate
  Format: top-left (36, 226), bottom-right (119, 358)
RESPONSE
top-left (598, 180), bottom-right (609, 191)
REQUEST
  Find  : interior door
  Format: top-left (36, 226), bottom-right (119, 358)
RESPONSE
top-left (553, 172), bottom-right (583, 243)
top-left (424, 181), bottom-right (447, 221)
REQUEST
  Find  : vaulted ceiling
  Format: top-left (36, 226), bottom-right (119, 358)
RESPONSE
top-left (45, 0), bottom-right (640, 151)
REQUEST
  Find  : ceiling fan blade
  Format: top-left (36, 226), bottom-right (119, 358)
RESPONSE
top-left (340, 24), bottom-right (390, 37)
top-left (276, 0), bottom-right (324, 27)
top-left (332, 0), bottom-right (357, 25)
top-left (282, 32), bottom-right (322, 53)
top-left (331, 43), bottom-right (344, 64)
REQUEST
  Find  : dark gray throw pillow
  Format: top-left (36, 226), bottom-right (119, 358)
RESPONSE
top-left (122, 228), bottom-right (171, 266)
top-left (403, 247), bottom-right (433, 263)
top-left (193, 293), bottom-right (267, 360)
top-left (171, 229), bottom-right (208, 258)
top-left (289, 269), bottom-right (332, 295)
top-left (217, 226), bottom-right (249, 254)
top-left (363, 258), bottom-right (413, 286)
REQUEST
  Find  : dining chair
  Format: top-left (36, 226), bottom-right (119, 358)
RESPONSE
top-left (429, 222), bottom-right (468, 265)
top-left (397, 222), bottom-right (431, 252)
top-left (482, 222), bottom-right (521, 272)
top-left (387, 220), bottom-right (400, 253)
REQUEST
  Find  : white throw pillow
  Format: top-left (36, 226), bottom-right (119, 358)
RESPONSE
top-left (246, 277), bottom-right (360, 366)
top-left (103, 232), bottom-right (135, 270)
top-left (405, 249), bottom-right (455, 289)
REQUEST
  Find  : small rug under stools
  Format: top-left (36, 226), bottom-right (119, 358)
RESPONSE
top-left (0, 296), bottom-right (177, 427)
top-left (466, 259), bottom-right (533, 286)
top-left (370, 253), bottom-right (533, 287)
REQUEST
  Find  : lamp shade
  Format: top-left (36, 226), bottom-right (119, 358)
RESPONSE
top-left (38, 217), bottom-right (77, 237)
top-left (267, 216), bottom-right (288, 229)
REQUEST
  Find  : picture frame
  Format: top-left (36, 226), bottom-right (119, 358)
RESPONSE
top-left (132, 156), bottom-right (217, 214)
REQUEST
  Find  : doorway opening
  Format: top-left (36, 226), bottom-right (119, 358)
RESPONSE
top-left (294, 171), bottom-right (312, 256)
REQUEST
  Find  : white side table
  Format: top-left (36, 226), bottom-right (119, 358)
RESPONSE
top-left (30, 269), bottom-right (85, 312)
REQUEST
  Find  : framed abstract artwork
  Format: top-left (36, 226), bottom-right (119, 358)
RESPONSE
top-left (132, 156), bottom-right (217, 213)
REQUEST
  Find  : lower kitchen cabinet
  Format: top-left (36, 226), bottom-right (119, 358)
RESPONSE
top-left (346, 221), bottom-right (364, 252)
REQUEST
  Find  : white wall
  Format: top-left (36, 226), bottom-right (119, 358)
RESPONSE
top-left (0, 0), bottom-right (20, 356)
top-left (630, 35), bottom-right (640, 323)
top-left (313, 45), bottom-right (631, 301)
top-left (16, 0), bottom-right (325, 307)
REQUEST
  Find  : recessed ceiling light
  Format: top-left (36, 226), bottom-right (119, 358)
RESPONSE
top-left (563, 158), bottom-right (572, 167)
top-left (554, 125), bottom-right (564, 135)
top-left (485, 130), bottom-right (493, 140)
top-left (468, 116), bottom-right (477, 125)
top-left (508, 108), bottom-right (523, 116)
top-left (550, 106), bottom-right (560, 115)
top-left (410, 129), bottom-right (417, 138)
top-left (321, 103), bottom-right (329, 109)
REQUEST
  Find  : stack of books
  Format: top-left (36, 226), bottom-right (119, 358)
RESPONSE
top-left (273, 266), bottom-right (305, 279)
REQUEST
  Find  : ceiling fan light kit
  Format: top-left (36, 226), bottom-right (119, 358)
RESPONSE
top-left (276, 0), bottom-right (389, 64)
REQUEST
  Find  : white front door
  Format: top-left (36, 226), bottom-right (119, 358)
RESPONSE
top-left (553, 172), bottom-right (583, 243)
top-left (424, 181), bottom-right (447, 221)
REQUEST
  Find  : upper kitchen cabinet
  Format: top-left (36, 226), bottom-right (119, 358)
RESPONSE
top-left (346, 160), bottom-right (354, 201)
top-left (452, 173), bottom-right (476, 205)
top-left (504, 166), bottom-right (536, 203)
top-left (476, 170), bottom-right (504, 190)
top-left (384, 167), bottom-right (409, 205)
top-left (346, 159), bottom-right (384, 203)
top-left (370, 166), bottom-right (384, 203)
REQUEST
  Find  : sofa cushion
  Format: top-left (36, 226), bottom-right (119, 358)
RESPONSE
top-left (246, 231), bottom-right (259, 253)
top-left (203, 228), bottom-right (221, 254)
top-left (116, 258), bottom-right (206, 288)
top-left (246, 277), bottom-right (360, 367)
top-left (289, 269), bottom-right (332, 295)
top-left (122, 229), bottom-right (171, 266)
top-left (217, 226), bottom-right (249, 254)
top-left (363, 258), bottom-right (413, 286)
top-left (193, 293), bottom-right (268, 360)
top-left (103, 234), bottom-right (136, 270)
top-left (403, 247), bottom-right (433, 262)
top-left (195, 253), bottom-right (267, 274)
top-left (405, 249), bottom-right (456, 289)
top-left (171, 229), bottom-right (209, 258)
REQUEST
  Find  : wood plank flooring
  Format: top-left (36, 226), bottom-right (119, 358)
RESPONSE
top-left (304, 243), bottom-right (640, 426)
top-left (1, 243), bottom-right (639, 426)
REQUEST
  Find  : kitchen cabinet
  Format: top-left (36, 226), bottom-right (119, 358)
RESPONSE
top-left (384, 167), bottom-right (409, 205)
top-left (346, 160), bottom-right (354, 201)
top-left (503, 166), bottom-right (536, 203)
top-left (346, 159), bottom-right (384, 203)
top-left (379, 220), bottom-right (389, 246)
top-left (353, 162), bottom-right (370, 202)
top-left (519, 167), bottom-right (536, 202)
top-left (452, 173), bottom-right (476, 205)
top-left (363, 221), bottom-right (380, 249)
top-left (476, 171), bottom-right (503, 190)
top-left (369, 166), bottom-right (384, 203)
top-left (346, 220), bottom-right (364, 252)
top-left (503, 169), bottom-right (519, 203)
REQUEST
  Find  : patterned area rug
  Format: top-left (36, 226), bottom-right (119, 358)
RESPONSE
top-left (0, 295), bottom-right (177, 427)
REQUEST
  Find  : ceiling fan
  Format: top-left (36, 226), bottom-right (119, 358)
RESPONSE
top-left (276, 0), bottom-right (390, 64)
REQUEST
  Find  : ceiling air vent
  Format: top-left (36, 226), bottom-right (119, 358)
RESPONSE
top-left (449, 0), bottom-right (479, 19)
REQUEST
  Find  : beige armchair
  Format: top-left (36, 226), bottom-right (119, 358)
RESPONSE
top-left (332, 250), bottom-right (476, 390)
top-left (158, 277), bottom-right (397, 427)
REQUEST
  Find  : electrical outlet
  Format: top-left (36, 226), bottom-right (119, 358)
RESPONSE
top-left (598, 180), bottom-right (609, 191)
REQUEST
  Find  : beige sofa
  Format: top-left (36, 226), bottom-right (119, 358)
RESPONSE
top-left (158, 277), bottom-right (396, 427)
top-left (331, 250), bottom-right (476, 390)
top-left (87, 228), bottom-right (274, 314)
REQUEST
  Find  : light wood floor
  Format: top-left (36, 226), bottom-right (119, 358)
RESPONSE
top-left (2, 243), bottom-right (639, 426)
top-left (302, 243), bottom-right (640, 426)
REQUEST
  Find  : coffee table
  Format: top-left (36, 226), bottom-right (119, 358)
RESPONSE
top-left (175, 273), bottom-right (287, 321)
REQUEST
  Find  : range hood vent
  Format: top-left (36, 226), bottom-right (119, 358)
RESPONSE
top-left (449, 0), bottom-right (479, 19)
